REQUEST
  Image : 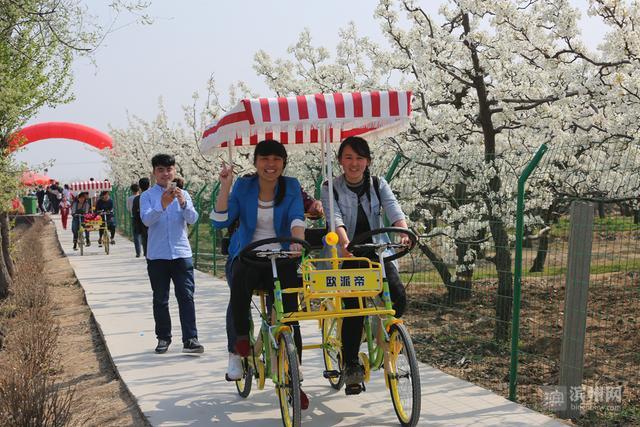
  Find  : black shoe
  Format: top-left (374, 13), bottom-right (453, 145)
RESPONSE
top-left (86, 240), bottom-right (91, 247)
top-left (182, 338), bottom-right (204, 354)
top-left (73, 244), bottom-right (77, 251)
top-left (136, 254), bottom-right (141, 258)
top-left (111, 239), bottom-right (116, 244)
top-left (155, 339), bottom-right (171, 354)
top-left (344, 362), bottom-right (364, 388)
top-left (98, 242), bottom-right (102, 247)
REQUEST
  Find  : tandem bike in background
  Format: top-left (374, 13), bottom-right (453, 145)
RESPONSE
top-left (200, 90), bottom-right (421, 426)
top-left (74, 210), bottom-right (112, 256)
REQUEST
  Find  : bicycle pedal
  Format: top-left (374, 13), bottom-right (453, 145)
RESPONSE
top-left (225, 373), bottom-right (241, 382)
top-left (345, 384), bottom-right (363, 395)
top-left (323, 370), bottom-right (341, 379)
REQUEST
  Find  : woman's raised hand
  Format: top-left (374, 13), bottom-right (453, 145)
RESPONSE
top-left (219, 161), bottom-right (234, 188)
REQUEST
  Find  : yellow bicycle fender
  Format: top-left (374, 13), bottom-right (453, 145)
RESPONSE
top-left (385, 318), bottom-right (403, 333)
top-left (273, 325), bottom-right (292, 340)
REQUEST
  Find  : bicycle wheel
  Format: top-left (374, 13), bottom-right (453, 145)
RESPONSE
top-left (235, 357), bottom-right (253, 398)
top-left (387, 323), bottom-right (421, 427)
top-left (78, 233), bottom-right (84, 256)
top-left (103, 232), bottom-right (110, 255)
top-left (276, 331), bottom-right (301, 427)
top-left (321, 317), bottom-right (344, 390)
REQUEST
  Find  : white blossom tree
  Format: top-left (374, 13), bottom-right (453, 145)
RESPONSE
top-left (249, 0), bottom-right (640, 341)
top-left (103, 0), bottom-right (640, 342)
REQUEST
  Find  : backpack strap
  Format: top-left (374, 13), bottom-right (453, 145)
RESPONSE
top-left (325, 177), bottom-right (381, 206)
top-left (372, 176), bottom-right (381, 207)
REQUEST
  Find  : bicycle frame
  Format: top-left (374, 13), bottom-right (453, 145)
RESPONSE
top-left (247, 256), bottom-right (297, 386)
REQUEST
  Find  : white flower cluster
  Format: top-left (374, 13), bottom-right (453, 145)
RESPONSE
top-left (104, 0), bottom-right (640, 286)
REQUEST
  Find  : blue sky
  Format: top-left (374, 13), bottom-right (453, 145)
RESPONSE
top-left (12, 1), bottom-right (604, 183)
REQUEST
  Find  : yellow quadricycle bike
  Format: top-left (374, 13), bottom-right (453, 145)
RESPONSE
top-left (233, 228), bottom-right (420, 427)
top-left (231, 236), bottom-right (311, 427)
top-left (316, 227), bottom-right (421, 427)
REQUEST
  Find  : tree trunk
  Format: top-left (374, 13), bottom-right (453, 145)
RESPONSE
top-left (522, 226), bottom-right (533, 248)
top-left (448, 241), bottom-right (472, 302)
top-left (0, 234), bottom-right (12, 300)
top-left (417, 242), bottom-right (453, 290)
top-left (447, 183), bottom-right (474, 302)
top-left (490, 216), bottom-right (513, 342)
top-left (0, 212), bottom-right (15, 279)
top-left (461, 10), bottom-right (512, 340)
top-left (529, 234), bottom-right (549, 273)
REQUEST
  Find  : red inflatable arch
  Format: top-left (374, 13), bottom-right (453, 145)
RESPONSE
top-left (7, 122), bottom-right (113, 153)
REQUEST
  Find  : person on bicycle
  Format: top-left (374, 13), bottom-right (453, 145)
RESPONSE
top-left (96, 191), bottom-right (116, 245)
top-left (211, 139), bottom-right (310, 409)
top-left (321, 136), bottom-right (411, 394)
top-left (71, 192), bottom-right (92, 250)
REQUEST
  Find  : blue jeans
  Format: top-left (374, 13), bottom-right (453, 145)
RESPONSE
top-left (147, 257), bottom-right (198, 343)
top-left (225, 258), bottom-right (236, 353)
top-left (71, 216), bottom-right (90, 244)
top-left (132, 228), bottom-right (143, 257)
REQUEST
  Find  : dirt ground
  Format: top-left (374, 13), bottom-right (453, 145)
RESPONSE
top-left (403, 232), bottom-right (640, 426)
top-left (4, 218), bottom-right (147, 426)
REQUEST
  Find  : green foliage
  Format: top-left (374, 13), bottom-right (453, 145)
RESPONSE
top-left (0, 0), bottom-right (78, 142)
top-left (0, 156), bottom-right (21, 208)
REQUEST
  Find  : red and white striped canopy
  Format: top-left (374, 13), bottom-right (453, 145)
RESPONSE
top-left (200, 90), bottom-right (412, 153)
top-left (69, 181), bottom-right (112, 192)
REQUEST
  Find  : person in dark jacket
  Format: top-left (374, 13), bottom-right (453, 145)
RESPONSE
top-left (127, 183), bottom-right (142, 257)
top-left (95, 191), bottom-right (116, 245)
top-left (131, 177), bottom-right (150, 257)
top-left (71, 192), bottom-right (92, 250)
top-left (35, 186), bottom-right (46, 213)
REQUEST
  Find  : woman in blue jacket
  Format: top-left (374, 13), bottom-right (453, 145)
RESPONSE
top-left (211, 139), bottom-right (309, 409)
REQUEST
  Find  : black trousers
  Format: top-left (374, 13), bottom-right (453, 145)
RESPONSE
top-left (141, 227), bottom-right (148, 257)
top-left (230, 257), bottom-right (303, 361)
top-left (99, 222), bottom-right (116, 240)
top-left (341, 260), bottom-right (406, 365)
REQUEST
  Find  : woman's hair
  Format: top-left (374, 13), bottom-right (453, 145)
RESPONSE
top-left (253, 139), bottom-right (287, 206)
top-left (338, 136), bottom-right (372, 161)
top-left (337, 136), bottom-right (373, 193)
top-left (253, 139), bottom-right (288, 166)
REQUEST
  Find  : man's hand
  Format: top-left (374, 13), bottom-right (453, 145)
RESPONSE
top-left (161, 188), bottom-right (176, 209)
top-left (175, 188), bottom-right (186, 208)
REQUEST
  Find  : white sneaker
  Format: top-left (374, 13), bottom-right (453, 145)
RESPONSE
top-left (225, 353), bottom-right (243, 381)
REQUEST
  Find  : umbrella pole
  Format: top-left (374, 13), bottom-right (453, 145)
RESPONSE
top-left (323, 125), bottom-right (336, 233)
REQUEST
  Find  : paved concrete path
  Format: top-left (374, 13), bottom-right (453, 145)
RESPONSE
top-left (53, 217), bottom-right (563, 426)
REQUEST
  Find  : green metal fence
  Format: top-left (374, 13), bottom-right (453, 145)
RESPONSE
top-left (110, 144), bottom-right (639, 424)
top-left (112, 183), bottom-right (227, 278)
top-left (509, 143), bottom-right (639, 423)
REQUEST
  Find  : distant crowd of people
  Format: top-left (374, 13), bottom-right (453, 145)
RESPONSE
top-left (18, 178), bottom-right (115, 250)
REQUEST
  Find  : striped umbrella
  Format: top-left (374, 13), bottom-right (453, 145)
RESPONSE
top-left (69, 181), bottom-right (112, 192)
top-left (200, 90), bottom-right (412, 153)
